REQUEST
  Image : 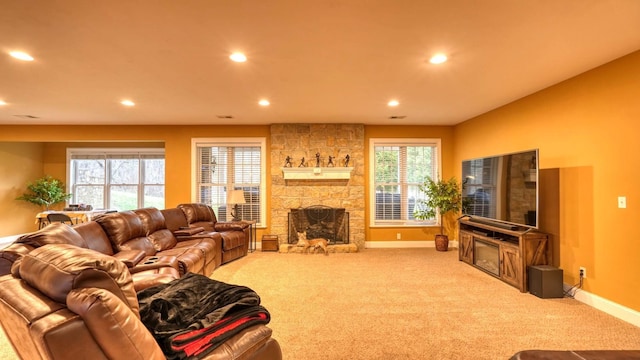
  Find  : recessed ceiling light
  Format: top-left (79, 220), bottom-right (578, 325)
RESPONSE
top-left (230, 53), bottom-right (247, 62)
top-left (121, 100), bottom-right (135, 107)
top-left (388, 100), bottom-right (399, 107)
top-left (258, 99), bottom-right (270, 106)
top-left (429, 53), bottom-right (448, 64)
top-left (0, 100), bottom-right (7, 106)
top-left (9, 51), bottom-right (34, 61)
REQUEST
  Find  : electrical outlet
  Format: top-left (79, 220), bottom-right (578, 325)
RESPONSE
top-left (579, 266), bottom-right (587, 279)
top-left (396, 233), bottom-right (401, 240)
top-left (618, 196), bottom-right (627, 209)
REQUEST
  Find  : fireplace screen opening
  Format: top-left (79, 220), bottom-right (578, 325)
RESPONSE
top-left (288, 205), bottom-right (349, 244)
top-left (474, 240), bottom-right (499, 277)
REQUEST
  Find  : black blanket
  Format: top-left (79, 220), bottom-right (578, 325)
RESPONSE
top-left (137, 273), bottom-right (270, 359)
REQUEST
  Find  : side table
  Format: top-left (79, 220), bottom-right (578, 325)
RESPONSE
top-left (240, 220), bottom-right (257, 253)
top-left (261, 235), bottom-right (279, 252)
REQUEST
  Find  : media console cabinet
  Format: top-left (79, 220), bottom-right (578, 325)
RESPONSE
top-left (458, 219), bottom-right (551, 292)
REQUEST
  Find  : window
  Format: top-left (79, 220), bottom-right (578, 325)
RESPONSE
top-left (369, 138), bottom-right (441, 226)
top-left (462, 157), bottom-right (498, 219)
top-left (68, 149), bottom-right (165, 211)
top-left (193, 138), bottom-right (266, 226)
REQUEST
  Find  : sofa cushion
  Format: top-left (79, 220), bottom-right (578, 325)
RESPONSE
top-left (17, 222), bottom-right (87, 248)
top-left (147, 229), bottom-right (178, 252)
top-left (15, 244), bottom-right (139, 315)
top-left (96, 211), bottom-right (157, 256)
top-left (73, 221), bottom-right (115, 255)
top-left (219, 231), bottom-right (245, 251)
top-left (173, 237), bottom-right (218, 265)
top-left (160, 207), bottom-right (189, 232)
top-left (156, 247), bottom-right (207, 275)
top-left (134, 208), bottom-right (178, 251)
top-left (178, 203), bottom-right (217, 225)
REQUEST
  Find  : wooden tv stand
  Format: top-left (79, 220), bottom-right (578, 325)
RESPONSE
top-left (458, 219), bottom-right (550, 292)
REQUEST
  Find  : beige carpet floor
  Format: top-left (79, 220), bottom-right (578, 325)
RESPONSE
top-left (1, 248), bottom-right (639, 359)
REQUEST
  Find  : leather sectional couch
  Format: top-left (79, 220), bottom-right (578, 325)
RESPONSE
top-left (0, 244), bottom-right (281, 359)
top-left (0, 203), bottom-right (280, 359)
top-left (0, 204), bottom-right (251, 284)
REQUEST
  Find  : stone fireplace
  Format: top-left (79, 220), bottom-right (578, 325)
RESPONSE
top-left (288, 205), bottom-right (349, 244)
top-left (270, 124), bottom-right (365, 250)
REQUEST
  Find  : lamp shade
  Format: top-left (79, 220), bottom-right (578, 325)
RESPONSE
top-left (228, 190), bottom-right (246, 204)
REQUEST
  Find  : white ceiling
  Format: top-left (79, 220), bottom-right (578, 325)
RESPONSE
top-left (1, 0), bottom-right (640, 126)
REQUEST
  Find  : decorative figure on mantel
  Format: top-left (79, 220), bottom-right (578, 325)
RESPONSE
top-left (344, 154), bottom-right (350, 167)
top-left (299, 157), bottom-right (306, 167)
top-left (315, 152), bottom-right (321, 167)
top-left (327, 156), bottom-right (335, 167)
top-left (284, 156), bottom-right (293, 167)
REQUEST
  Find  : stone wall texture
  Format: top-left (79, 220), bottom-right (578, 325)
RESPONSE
top-left (270, 124), bottom-right (365, 249)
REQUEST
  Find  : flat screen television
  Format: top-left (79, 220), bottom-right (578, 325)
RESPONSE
top-left (461, 149), bottom-right (539, 229)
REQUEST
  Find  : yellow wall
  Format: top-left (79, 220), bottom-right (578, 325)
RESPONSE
top-left (0, 126), bottom-right (271, 235)
top-left (0, 142), bottom-right (44, 236)
top-left (454, 50), bottom-right (640, 311)
top-left (1, 125), bottom-right (453, 241)
top-left (364, 126), bottom-right (456, 242)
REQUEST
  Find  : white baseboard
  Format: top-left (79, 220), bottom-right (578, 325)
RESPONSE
top-left (365, 240), bottom-right (459, 249)
top-left (564, 284), bottom-right (640, 328)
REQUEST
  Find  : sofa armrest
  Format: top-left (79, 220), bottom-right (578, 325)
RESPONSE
top-left (201, 325), bottom-right (281, 360)
top-left (113, 250), bottom-right (146, 268)
top-left (173, 226), bottom-right (205, 236)
top-left (214, 222), bottom-right (248, 232)
top-left (129, 256), bottom-right (180, 273)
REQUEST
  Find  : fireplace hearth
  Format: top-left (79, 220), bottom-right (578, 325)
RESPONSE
top-left (288, 205), bottom-right (349, 244)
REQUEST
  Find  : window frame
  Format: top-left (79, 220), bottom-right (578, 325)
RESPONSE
top-left (66, 148), bottom-right (165, 210)
top-left (369, 138), bottom-right (442, 227)
top-left (191, 137), bottom-right (267, 227)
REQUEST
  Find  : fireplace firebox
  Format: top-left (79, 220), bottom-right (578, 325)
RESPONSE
top-left (288, 205), bottom-right (349, 244)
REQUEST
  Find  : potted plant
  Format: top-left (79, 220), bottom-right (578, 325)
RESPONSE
top-left (414, 175), bottom-right (462, 251)
top-left (16, 175), bottom-right (72, 210)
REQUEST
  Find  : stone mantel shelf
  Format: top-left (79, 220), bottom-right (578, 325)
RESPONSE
top-left (282, 167), bottom-right (354, 180)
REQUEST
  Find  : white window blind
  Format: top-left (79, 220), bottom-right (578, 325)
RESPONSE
top-left (370, 138), bottom-right (440, 226)
top-left (194, 138), bottom-right (265, 226)
top-left (68, 149), bottom-right (165, 210)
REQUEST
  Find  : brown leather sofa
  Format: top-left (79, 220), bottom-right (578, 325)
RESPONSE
top-left (0, 204), bottom-right (251, 286)
top-left (0, 244), bottom-right (282, 360)
top-left (178, 203), bottom-right (251, 264)
top-left (95, 208), bottom-right (220, 276)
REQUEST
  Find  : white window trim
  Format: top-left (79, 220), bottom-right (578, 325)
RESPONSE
top-left (66, 147), bottom-right (166, 209)
top-left (368, 138), bottom-right (442, 227)
top-left (191, 137), bottom-right (267, 226)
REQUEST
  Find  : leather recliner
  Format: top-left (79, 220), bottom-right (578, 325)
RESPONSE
top-left (0, 244), bottom-right (282, 360)
top-left (178, 203), bottom-right (250, 264)
top-left (95, 210), bottom-right (219, 276)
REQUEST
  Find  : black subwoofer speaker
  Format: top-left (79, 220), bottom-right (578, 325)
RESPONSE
top-left (528, 265), bottom-right (563, 298)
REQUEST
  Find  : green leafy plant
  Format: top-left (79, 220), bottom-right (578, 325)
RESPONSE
top-left (414, 176), bottom-right (462, 236)
top-left (16, 175), bottom-right (72, 210)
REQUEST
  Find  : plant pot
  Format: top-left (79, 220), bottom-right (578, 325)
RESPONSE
top-left (434, 234), bottom-right (449, 252)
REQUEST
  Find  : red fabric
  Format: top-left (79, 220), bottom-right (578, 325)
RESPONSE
top-left (170, 312), bottom-right (269, 357)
